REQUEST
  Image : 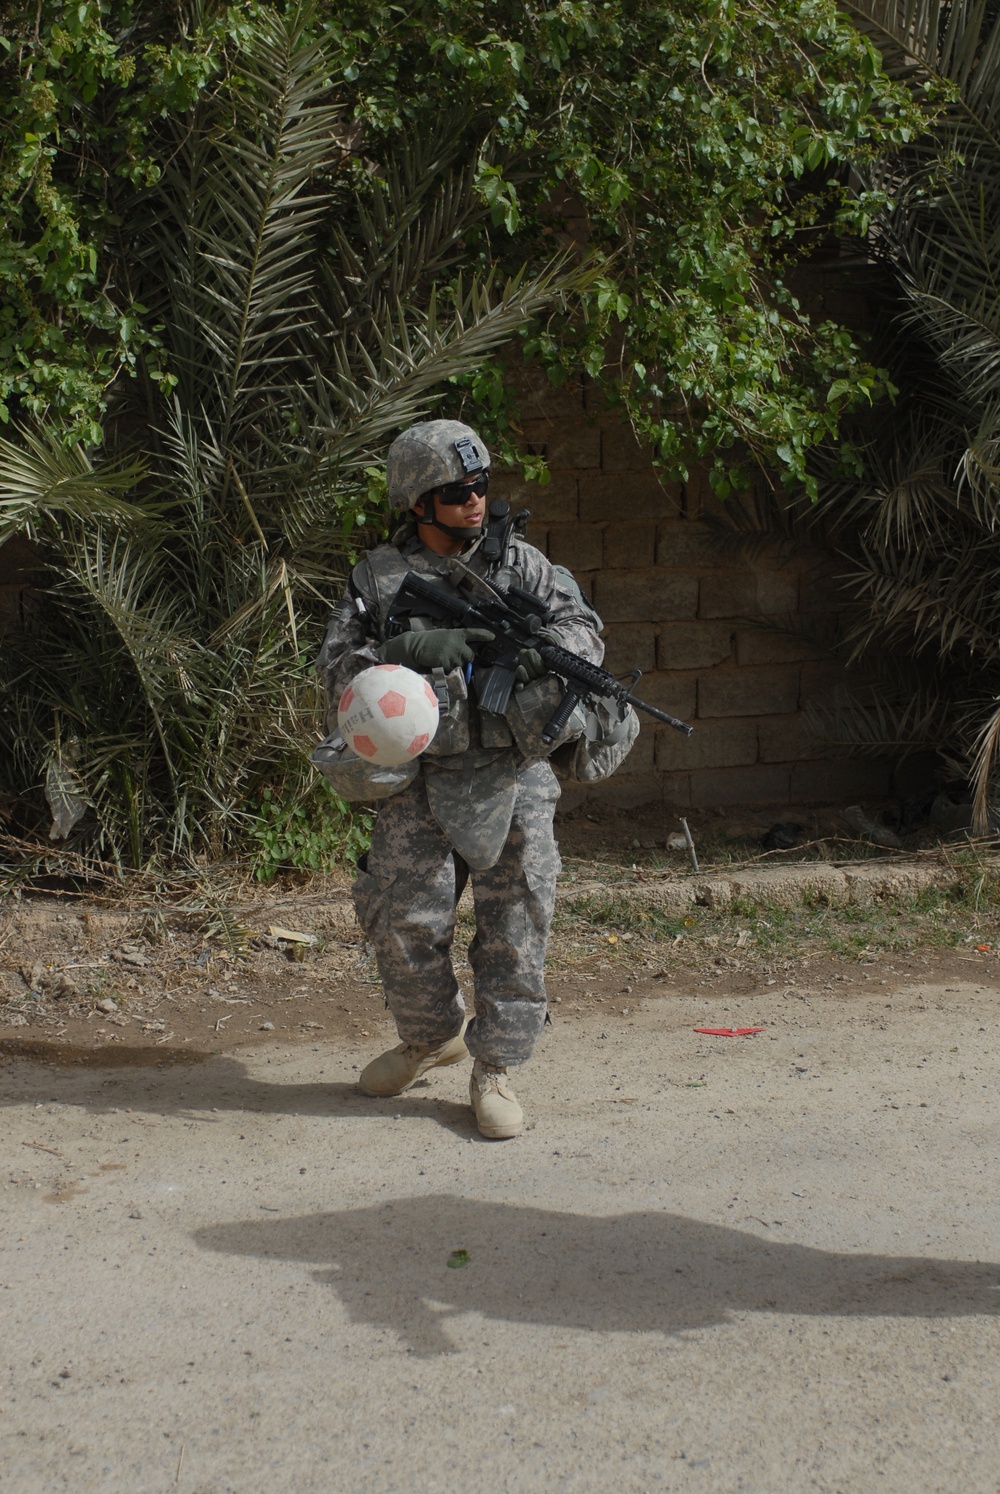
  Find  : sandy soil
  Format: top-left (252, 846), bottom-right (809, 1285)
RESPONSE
top-left (3, 926), bottom-right (1000, 1492)
top-left (1, 859), bottom-right (994, 1065)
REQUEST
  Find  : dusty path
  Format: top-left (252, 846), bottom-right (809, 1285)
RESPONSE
top-left (2, 977), bottom-right (1000, 1493)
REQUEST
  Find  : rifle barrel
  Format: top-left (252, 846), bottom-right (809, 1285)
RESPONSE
top-left (625, 694), bottom-right (694, 736)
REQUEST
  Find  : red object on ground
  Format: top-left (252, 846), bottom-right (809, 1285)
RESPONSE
top-left (693, 1026), bottom-right (766, 1037)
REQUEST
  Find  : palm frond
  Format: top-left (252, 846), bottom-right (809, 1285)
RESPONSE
top-left (804, 683), bottom-right (951, 756)
top-left (969, 698), bottom-right (1000, 832)
top-left (139, 3), bottom-right (340, 445)
top-left (843, 535), bottom-right (1000, 659)
top-left (0, 428), bottom-right (146, 542)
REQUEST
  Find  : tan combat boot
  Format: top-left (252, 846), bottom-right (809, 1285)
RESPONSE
top-left (358, 1028), bottom-right (468, 1097)
top-left (469, 1059), bottom-right (523, 1139)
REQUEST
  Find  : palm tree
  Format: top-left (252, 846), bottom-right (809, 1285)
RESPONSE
top-left (0, 2), bottom-right (579, 869)
top-left (810, 0), bottom-right (1000, 828)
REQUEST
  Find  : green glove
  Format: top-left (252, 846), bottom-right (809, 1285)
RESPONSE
top-left (515, 647), bottom-right (548, 684)
top-left (380, 627), bottom-right (494, 672)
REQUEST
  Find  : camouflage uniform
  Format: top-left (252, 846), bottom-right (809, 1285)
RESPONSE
top-left (317, 520), bottom-right (603, 1068)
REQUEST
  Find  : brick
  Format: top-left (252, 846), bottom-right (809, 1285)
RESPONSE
top-left (600, 422), bottom-right (650, 472)
top-left (735, 626), bottom-right (831, 666)
top-left (658, 771), bottom-right (693, 807)
top-left (679, 463), bottom-right (711, 519)
top-left (698, 571), bottom-right (758, 619)
top-left (798, 571), bottom-right (852, 612)
top-left (757, 714), bottom-right (833, 764)
top-left (603, 520), bottom-right (657, 569)
top-left (516, 415), bottom-right (600, 471)
top-left (800, 661), bottom-right (854, 700)
top-left (546, 421), bottom-right (601, 470)
top-left (789, 758), bottom-right (892, 803)
top-left (527, 525), bottom-right (550, 558)
top-left (755, 567), bottom-right (800, 613)
top-left (698, 666), bottom-right (800, 718)
top-left (547, 523), bottom-right (604, 572)
top-left (656, 521), bottom-right (728, 569)
top-left (798, 608), bottom-right (847, 646)
top-left (656, 717), bottom-right (758, 771)
top-left (658, 622), bottom-right (733, 670)
top-left (509, 368), bottom-right (584, 420)
top-left (492, 475), bottom-right (579, 524)
top-left (601, 624), bottom-right (658, 674)
top-left (689, 482), bottom-right (729, 525)
top-left (571, 777), bottom-right (669, 810)
top-left (689, 764), bottom-right (791, 806)
top-left (579, 474), bottom-right (681, 523)
top-left (594, 570), bottom-right (698, 624)
top-left (629, 671), bottom-right (698, 721)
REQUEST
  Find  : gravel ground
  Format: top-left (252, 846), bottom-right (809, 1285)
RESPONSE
top-left (2, 969), bottom-right (999, 1493)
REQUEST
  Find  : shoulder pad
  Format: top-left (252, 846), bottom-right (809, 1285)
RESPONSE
top-left (552, 563), bottom-right (604, 631)
top-left (349, 558), bottom-right (374, 601)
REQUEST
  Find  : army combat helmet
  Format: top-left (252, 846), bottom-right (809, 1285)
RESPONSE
top-left (386, 420), bottom-right (491, 542)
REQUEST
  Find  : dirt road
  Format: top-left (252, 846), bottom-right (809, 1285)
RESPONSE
top-left (3, 974), bottom-right (1000, 1493)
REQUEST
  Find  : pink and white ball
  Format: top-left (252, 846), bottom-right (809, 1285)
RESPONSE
top-left (337, 665), bottom-right (440, 766)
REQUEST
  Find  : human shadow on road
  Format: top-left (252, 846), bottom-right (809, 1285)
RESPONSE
top-left (195, 1194), bottom-right (1000, 1355)
top-left (0, 1048), bottom-right (478, 1136)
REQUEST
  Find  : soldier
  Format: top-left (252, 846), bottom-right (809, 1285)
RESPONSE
top-left (317, 420), bottom-right (604, 1138)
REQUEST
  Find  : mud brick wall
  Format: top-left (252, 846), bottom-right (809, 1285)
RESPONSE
top-left (0, 369), bottom-right (895, 814)
top-left (492, 372), bottom-right (894, 811)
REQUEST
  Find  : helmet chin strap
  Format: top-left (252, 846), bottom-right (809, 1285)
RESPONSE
top-left (414, 507), bottom-right (482, 544)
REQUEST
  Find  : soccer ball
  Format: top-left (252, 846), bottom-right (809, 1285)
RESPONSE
top-left (337, 665), bottom-right (440, 766)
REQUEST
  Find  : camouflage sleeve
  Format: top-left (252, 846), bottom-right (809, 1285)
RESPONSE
top-left (314, 567), bottom-right (382, 722)
top-left (513, 543), bottom-right (605, 666)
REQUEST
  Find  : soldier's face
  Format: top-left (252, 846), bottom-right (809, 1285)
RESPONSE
top-left (431, 473), bottom-right (487, 530)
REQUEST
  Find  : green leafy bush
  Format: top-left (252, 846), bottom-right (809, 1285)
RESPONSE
top-left (252, 785), bottom-right (372, 881)
top-left (0, 0), bottom-right (930, 870)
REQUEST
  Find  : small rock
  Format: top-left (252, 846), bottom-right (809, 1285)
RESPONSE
top-left (97, 998), bottom-right (118, 1014)
top-left (116, 950), bottom-right (149, 968)
top-left (761, 821), bottom-right (805, 851)
top-left (259, 1021), bottom-right (275, 1031)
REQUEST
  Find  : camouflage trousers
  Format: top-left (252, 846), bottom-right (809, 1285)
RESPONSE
top-left (351, 759), bottom-right (560, 1067)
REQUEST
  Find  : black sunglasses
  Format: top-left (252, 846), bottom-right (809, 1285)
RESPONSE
top-left (433, 472), bottom-right (490, 506)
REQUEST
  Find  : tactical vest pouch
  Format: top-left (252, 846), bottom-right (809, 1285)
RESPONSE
top-left (505, 675), bottom-right (587, 759)
top-left (550, 696), bottom-right (640, 783)
top-left (310, 731), bottom-right (419, 801)
top-left (422, 665), bottom-right (470, 757)
top-left (479, 708), bottom-right (514, 750)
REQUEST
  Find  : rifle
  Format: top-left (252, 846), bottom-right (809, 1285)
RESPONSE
top-left (386, 565), bottom-right (694, 744)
